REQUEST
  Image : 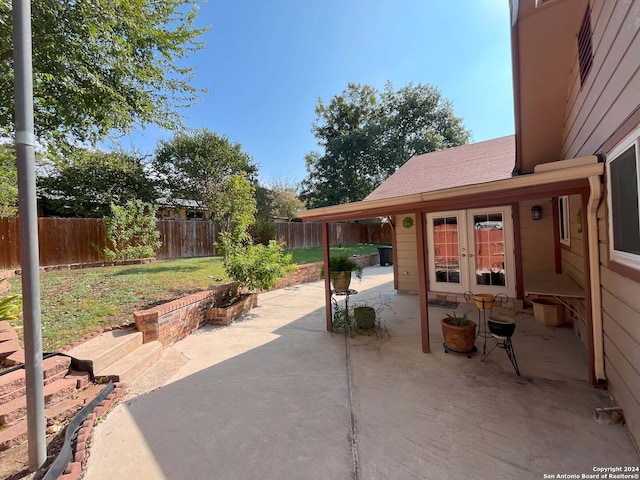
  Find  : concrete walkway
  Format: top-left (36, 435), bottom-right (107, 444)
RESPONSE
top-left (84, 267), bottom-right (639, 479)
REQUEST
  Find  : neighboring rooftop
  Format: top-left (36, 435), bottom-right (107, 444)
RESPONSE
top-left (365, 135), bottom-right (515, 202)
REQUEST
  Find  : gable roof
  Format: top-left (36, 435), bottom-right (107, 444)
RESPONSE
top-left (365, 135), bottom-right (515, 202)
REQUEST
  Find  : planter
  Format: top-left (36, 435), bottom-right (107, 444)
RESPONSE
top-left (474, 294), bottom-right (494, 310)
top-left (488, 314), bottom-right (516, 337)
top-left (206, 293), bottom-right (258, 325)
top-left (353, 306), bottom-right (376, 329)
top-left (531, 298), bottom-right (565, 326)
top-left (441, 318), bottom-right (477, 353)
top-left (330, 271), bottom-right (352, 292)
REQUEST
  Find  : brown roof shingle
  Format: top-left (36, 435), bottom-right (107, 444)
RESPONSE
top-left (364, 135), bottom-right (515, 202)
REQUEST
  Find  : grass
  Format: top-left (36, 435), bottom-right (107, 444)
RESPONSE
top-left (286, 244), bottom-right (381, 264)
top-left (3, 244), bottom-right (382, 351)
top-left (5, 257), bottom-right (227, 351)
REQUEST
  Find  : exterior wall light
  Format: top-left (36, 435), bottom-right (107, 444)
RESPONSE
top-left (531, 205), bottom-right (542, 221)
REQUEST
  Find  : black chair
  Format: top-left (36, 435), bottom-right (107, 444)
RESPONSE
top-left (481, 314), bottom-right (520, 376)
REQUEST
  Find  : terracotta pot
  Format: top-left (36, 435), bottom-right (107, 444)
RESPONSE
top-left (474, 294), bottom-right (494, 310)
top-left (441, 318), bottom-right (477, 353)
top-left (330, 271), bottom-right (352, 292)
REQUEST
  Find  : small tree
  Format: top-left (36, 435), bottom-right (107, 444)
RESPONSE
top-left (103, 200), bottom-right (161, 261)
top-left (215, 175), bottom-right (296, 292)
top-left (270, 178), bottom-right (304, 220)
top-left (208, 173), bottom-right (256, 254)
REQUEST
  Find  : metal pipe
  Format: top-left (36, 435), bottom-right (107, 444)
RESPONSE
top-left (13, 0), bottom-right (46, 470)
top-left (587, 175), bottom-right (606, 383)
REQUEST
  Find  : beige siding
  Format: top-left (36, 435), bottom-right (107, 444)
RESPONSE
top-left (395, 214), bottom-right (419, 292)
top-left (599, 205), bottom-right (640, 446)
top-left (560, 195), bottom-right (586, 289)
top-left (519, 199), bottom-right (555, 274)
top-left (562, 0), bottom-right (640, 158)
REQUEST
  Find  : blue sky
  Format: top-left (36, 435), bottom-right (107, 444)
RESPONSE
top-left (113, 0), bottom-right (514, 186)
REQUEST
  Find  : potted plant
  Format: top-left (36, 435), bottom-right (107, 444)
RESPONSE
top-left (353, 305), bottom-right (376, 329)
top-left (441, 311), bottom-right (477, 354)
top-left (321, 254), bottom-right (363, 292)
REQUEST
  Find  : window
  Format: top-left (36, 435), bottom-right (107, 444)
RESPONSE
top-left (558, 196), bottom-right (570, 246)
top-left (606, 126), bottom-right (640, 270)
top-left (578, 4), bottom-right (593, 87)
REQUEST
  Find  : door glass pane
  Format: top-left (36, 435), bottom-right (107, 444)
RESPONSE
top-left (473, 213), bottom-right (505, 287)
top-left (433, 216), bottom-right (460, 284)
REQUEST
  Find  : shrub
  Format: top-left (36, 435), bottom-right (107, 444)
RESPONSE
top-left (250, 218), bottom-right (276, 245)
top-left (103, 200), bottom-right (161, 261)
top-left (224, 241), bottom-right (296, 292)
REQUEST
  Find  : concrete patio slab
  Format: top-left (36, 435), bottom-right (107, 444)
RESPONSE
top-left (84, 267), bottom-right (639, 480)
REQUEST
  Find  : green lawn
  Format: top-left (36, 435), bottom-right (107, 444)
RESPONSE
top-left (4, 244), bottom-right (382, 350)
top-left (286, 244), bottom-right (381, 264)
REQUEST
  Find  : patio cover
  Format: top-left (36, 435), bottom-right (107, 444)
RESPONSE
top-left (297, 139), bottom-right (602, 382)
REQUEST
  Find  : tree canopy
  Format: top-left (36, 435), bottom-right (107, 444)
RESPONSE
top-left (269, 179), bottom-right (304, 220)
top-left (0, 0), bottom-right (207, 147)
top-left (152, 129), bottom-right (258, 210)
top-left (301, 82), bottom-right (471, 208)
top-left (0, 144), bottom-right (17, 216)
top-left (37, 148), bottom-right (156, 217)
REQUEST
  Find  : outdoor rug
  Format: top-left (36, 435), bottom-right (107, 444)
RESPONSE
top-left (428, 299), bottom-right (459, 309)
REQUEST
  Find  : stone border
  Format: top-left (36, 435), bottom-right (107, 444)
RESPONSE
top-left (0, 258), bottom-right (156, 280)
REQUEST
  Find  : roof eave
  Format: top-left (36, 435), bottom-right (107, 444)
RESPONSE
top-left (297, 156), bottom-right (602, 222)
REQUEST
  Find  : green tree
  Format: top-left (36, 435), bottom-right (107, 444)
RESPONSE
top-left (103, 200), bottom-right (161, 261)
top-left (270, 179), bottom-right (304, 220)
top-left (250, 184), bottom-right (275, 245)
top-left (301, 82), bottom-right (471, 207)
top-left (37, 148), bottom-right (157, 217)
top-left (153, 129), bottom-right (258, 210)
top-left (0, 0), bottom-right (207, 147)
top-left (210, 173), bottom-right (256, 251)
top-left (0, 144), bottom-right (17, 216)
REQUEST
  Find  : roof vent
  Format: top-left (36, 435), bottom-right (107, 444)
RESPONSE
top-left (577, 3), bottom-right (594, 87)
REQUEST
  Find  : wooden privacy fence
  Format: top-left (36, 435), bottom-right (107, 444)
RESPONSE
top-left (275, 222), bottom-right (392, 249)
top-left (0, 218), bottom-right (392, 269)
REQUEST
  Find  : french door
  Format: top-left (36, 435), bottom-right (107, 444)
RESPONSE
top-left (426, 207), bottom-right (516, 297)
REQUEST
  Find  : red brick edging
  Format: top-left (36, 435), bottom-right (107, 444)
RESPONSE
top-left (56, 382), bottom-right (128, 480)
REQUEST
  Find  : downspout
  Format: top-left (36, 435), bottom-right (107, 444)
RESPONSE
top-left (587, 175), bottom-right (606, 383)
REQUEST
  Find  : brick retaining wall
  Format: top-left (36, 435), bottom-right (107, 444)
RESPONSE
top-left (133, 283), bottom-right (238, 346)
top-left (132, 253), bottom-right (381, 346)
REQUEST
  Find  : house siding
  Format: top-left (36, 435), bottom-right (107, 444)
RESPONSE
top-left (395, 214), bottom-right (420, 293)
top-left (559, 0), bottom-right (640, 445)
top-left (559, 194), bottom-right (589, 344)
top-left (560, 194), bottom-right (586, 289)
top-left (562, 0), bottom-right (640, 158)
top-left (519, 198), bottom-right (555, 274)
top-left (598, 207), bottom-right (640, 447)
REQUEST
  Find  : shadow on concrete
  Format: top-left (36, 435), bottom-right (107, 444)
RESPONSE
top-left (84, 268), bottom-right (639, 480)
